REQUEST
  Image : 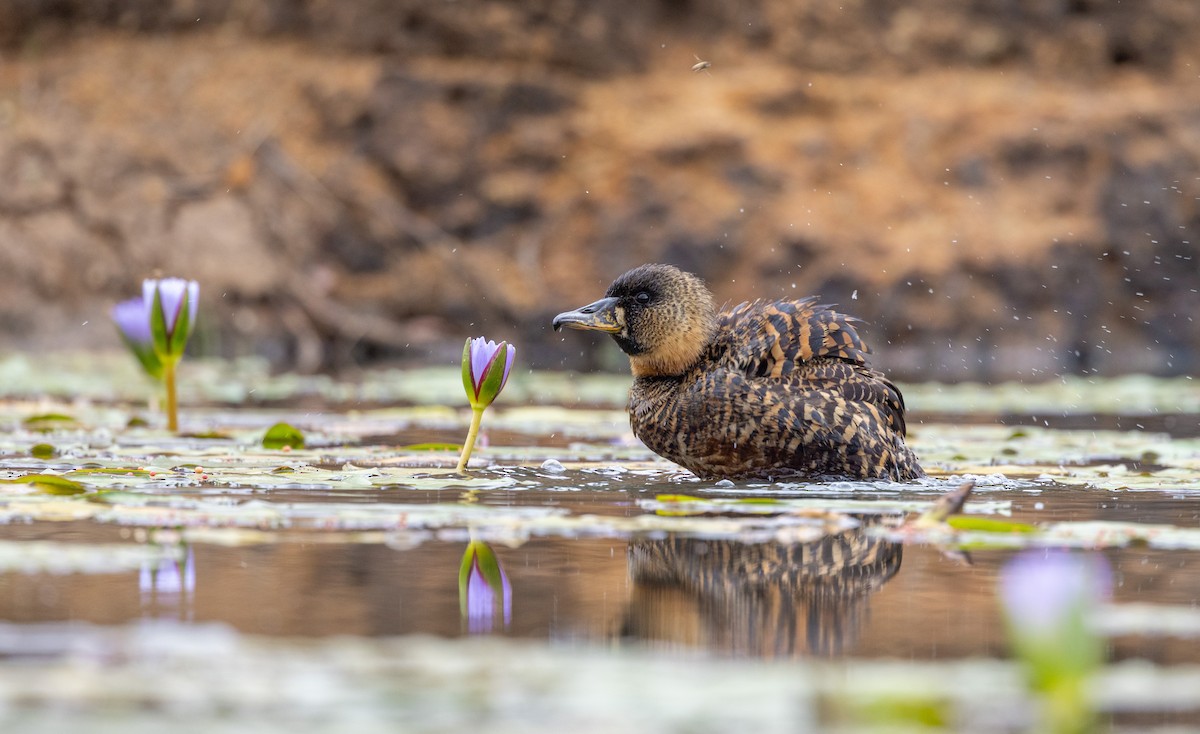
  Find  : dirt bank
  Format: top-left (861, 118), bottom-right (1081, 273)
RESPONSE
top-left (1, 1), bottom-right (1197, 380)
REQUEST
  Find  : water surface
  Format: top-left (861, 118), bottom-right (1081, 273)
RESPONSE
top-left (1, 367), bottom-right (1199, 730)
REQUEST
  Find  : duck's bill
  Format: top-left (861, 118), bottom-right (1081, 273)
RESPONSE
top-left (552, 297), bottom-right (622, 333)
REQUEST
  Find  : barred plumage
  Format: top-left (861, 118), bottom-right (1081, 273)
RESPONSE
top-left (553, 264), bottom-right (922, 481)
top-left (624, 518), bottom-right (903, 656)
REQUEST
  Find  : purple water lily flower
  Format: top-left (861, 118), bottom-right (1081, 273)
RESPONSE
top-left (144, 277), bottom-right (199, 357)
top-left (999, 550), bottom-right (1110, 635)
top-left (457, 337), bottom-right (516, 472)
top-left (1000, 550), bottom-right (1110, 731)
top-left (463, 337), bottom-right (515, 409)
top-left (111, 296), bottom-right (164, 380)
top-left (117, 277), bottom-right (199, 432)
top-left (112, 297), bottom-right (153, 345)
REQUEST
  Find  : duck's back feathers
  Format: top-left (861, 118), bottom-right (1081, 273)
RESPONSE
top-left (633, 365), bottom-right (918, 481)
top-left (714, 298), bottom-right (907, 435)
top-left (721, 298), bottom-right (871, 378)
top-left (788, 360), bottom-right (909, 437)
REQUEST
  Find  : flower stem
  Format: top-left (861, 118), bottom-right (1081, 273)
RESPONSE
top-left (1043, 678), bottom-right (1093, 734)
top-left (456, 407), bottom-right (485, 473)
top-left (163, 359), bottom-right (178, 433)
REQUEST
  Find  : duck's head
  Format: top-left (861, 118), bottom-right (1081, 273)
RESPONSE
top-left (552, 264), bottom-right (717, 378)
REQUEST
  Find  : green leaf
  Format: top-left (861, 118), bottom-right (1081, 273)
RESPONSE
top-left (86, 490), bottom-right (152, 505)
top-left (30, 443), bottom-right (55, 459)
top-left (64, 467), bottom-right (154, 478)
top-left (947, 516), bottom-right (1038, 533)
top-left (150, 286), bottom-right (171, 357)
top-left (400, 442), bottom-right (462, 451)
top-left (842, 696), bottom-right (949, 727)
top-left (184, 430), bottom-right (234, 440)
top-left (169, 288), bottom-right (194, 355)
top-left (650, 494), bottom-right (709, 517)
top-left (461, 338), bottom-right (474, 403)
top-left (4, 474), bottom-right (88, 495)
top-left (23, 413), bottom-right (77, 427)
top-left (119, 333), bottom-right (164, 380)
top-left (654, 494), bottom-right (704, 503)
top-left (262, 422), bottom-right (306, 450)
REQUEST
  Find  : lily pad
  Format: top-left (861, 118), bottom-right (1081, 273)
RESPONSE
top-left (945, 516), bottom-right (1037, 533)
top-left (22, 413), bottom-right (80, 432)
top-left (0, 539), bottom-right (181, 574)
top-left (2, 474), bottom-right (88, 496)
top-left (22, 413), bottom-right (76, 426)
top-left (400, 442), bottom-right (462, 451)
top-left (262, 423), bottom-right (306, 450)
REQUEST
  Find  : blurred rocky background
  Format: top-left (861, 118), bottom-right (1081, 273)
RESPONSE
top-left (1, 0), bottom-right (1197, 381)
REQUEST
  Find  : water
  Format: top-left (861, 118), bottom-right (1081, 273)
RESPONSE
top-left (2, 371), bottom-right (1200, 729)
top-left (2, 483), bottom-right (1198, 663)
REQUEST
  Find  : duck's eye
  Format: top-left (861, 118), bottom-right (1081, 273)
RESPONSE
top-left (635, 291), bottom-right (652, 305)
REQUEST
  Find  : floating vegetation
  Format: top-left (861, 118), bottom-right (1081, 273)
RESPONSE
top-left (0, 359), bottom-right (1199, 731)
top-left (905, 375), bottom-right (1200, 417)
top-left (0, 622), bottom-right (1195, 734)
top-left (3, 354), bottom-right (1200, 417)
top-left (261, 422), bottom-right (306, 450)
top-left (0, 539), bottom-right (180, 574)
top-left (2, 473), bottom-right (89, 496)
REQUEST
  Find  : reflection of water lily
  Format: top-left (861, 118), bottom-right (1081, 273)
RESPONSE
top-left (459, 540), bottom-right (511, 634)
top-left (999, 550), bottom-right (1110, 734)
top-left (111, 296), bottom-right (164, 380)
top-left (139, 545), bottom-right (196, 620)
top-left (457, 337), bottom-right (515, 472)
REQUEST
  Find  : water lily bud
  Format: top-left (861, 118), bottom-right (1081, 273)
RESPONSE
top-left (462, 337), bottom-right (515, 410)
top-left (144, 278), bottom-right (199, 360)
top-left (111, 296), bottom-right (164, 379)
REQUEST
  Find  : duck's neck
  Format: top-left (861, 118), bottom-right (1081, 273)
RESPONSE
top-left (628, 316), bottom-right (716, 379)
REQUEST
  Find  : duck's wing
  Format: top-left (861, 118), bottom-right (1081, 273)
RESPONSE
top-left (791, 360), bottom-right (909, 436)
top-left (676, 368), bottom-right (919, 480)
top-left (720, 298), bottom-right (871, 378)
top-left (716, 299), bottom-right (907, 434)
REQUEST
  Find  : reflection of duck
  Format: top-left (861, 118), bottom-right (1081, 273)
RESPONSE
top-left (553, 264), bottom-right (922, 481)
top-left (621, 519), bottom-right (901, 657)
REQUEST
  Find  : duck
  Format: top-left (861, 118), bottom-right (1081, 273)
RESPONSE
top-left (552, 263), bottom-right (922, 481)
